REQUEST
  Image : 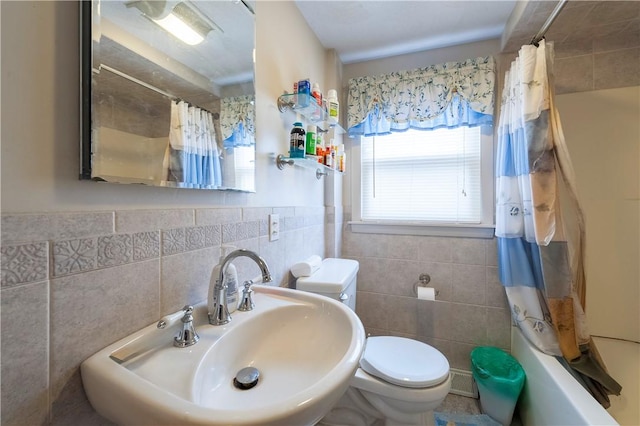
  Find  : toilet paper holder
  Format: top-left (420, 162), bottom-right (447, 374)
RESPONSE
top-left (413, 273), bottom-right (439, 297)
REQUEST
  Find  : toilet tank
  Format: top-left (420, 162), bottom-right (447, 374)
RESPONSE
top-left (296, 258), bottom-right (359, 311)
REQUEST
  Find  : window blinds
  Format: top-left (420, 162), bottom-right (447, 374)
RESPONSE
top-left (361, 127), bottom-right (482, 223)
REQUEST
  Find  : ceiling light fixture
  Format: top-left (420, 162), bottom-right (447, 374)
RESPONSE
top-left (127, 1), bottom-right (222, 46)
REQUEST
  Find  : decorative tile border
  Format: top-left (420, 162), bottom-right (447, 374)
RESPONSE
top-left (53, 238), bottom-right (97, 277)
top-left (2, 210), bottom-right (326, 280)
top-left (221, 223), bottom-right (237, 244)
top-left (98, 234), bottom-right (133, 268)
top-left (204, 225), bottom-right (221, 247)
top-left (133, 231), bottom-right (160, 261)
top-left (162, 228), bottom-right (185, 256)
top-left (1, 242), bottom-right (48, 287)
top-left (185, 227), bottom-right (206, 251)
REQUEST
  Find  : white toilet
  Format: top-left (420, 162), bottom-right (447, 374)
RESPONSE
top-left (296, 258), bottom-right (451, 426)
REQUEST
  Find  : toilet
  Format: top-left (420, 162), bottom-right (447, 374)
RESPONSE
top-left (296, 258), bottom-right (451, 426)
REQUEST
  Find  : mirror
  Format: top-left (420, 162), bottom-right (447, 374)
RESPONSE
top-left (80, 0), bottom-right (256, 192)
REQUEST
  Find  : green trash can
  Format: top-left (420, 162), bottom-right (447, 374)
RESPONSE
top-left (471, 346), bottom-right (525, 426)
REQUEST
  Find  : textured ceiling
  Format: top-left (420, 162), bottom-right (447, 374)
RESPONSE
top-left (295, 0), bottom-right (640, 62)
top-left (295, 0), bottom-right (518, 63)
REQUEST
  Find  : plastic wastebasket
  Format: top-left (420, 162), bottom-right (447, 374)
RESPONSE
top-left (471, 346), bottom-right (525, 426)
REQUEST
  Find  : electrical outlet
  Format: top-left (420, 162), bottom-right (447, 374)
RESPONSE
top-left (269, 214), bottom-right (280, 241)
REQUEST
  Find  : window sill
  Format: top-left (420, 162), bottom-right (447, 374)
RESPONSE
top-left (348, 221), bottom-right (495, 239)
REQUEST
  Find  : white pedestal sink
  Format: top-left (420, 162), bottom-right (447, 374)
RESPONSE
top-left (81, 284), bottom-right (366, 425)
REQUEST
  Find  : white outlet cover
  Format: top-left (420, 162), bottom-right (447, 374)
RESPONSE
top-left (269, 214), bottom-right (280, 241)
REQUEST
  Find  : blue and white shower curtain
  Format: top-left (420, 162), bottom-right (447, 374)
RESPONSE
top-left (162, 101), bottom-right (221, 189)
top-left (496, 40), bottom-right (620, 405)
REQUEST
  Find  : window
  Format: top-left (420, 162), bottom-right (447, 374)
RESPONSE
top-left (352, 125), bottom-right (494, 237)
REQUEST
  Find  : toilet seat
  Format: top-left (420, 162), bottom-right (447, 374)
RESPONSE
top-left (360, 336), bottom-right (449, 388)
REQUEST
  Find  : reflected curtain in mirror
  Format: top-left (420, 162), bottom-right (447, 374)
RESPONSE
top-left (220, 95), bottom-right (255, 147)
top-left (79, 0), bottom-right (256, 192)
top-left (162, 101), bottom-right (221, 189)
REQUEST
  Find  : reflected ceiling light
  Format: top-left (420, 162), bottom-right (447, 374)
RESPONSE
top-left (127, 1), bottom-right (222, 46)
top-left (153, 12), bottom-right (204, 45)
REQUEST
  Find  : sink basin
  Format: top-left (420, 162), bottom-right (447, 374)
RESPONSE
top-left (81, 284), bottom-right (366, 425)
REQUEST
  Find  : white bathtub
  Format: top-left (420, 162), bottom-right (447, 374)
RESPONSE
top-left (511, 327), bottom-right (618, 426)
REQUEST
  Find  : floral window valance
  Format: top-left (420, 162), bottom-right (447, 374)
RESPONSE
top-left (347, 56), bottom-right (495, 137)
top-left (220, 95), bottom-right (255, 146)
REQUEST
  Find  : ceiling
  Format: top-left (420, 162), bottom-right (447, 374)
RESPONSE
top-left (294, 0), bottom-right (640, 63)
top-left (294, 0), bottom-right (519, 63)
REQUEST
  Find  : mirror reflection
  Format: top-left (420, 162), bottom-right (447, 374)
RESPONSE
top-left (81, 0), bottom-right (256, 192)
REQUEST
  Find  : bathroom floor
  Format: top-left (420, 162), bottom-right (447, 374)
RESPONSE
top-left (437, 394), bottom-right (523, 426)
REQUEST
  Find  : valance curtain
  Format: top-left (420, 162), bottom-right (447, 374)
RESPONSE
top-left (162, 100), bottom-right (221, 189)
top-left (220, 95), bottom-right (255, 147)
top-left (496, 40), bottom-right (621, 407)
top-left (347, 56), bottom-right (495, 137)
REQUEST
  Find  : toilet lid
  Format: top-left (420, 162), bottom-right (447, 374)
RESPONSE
top-left (360, 336), bottom-right (450, 388)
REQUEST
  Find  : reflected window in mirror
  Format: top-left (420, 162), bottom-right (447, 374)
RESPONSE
top-left (80, 0), bottom-right (256, 192)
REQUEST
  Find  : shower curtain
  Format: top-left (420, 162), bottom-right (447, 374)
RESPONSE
top-left (162, 100), bottom-right (222, 189)
top-left (495, 40), bottom-right (621, 406)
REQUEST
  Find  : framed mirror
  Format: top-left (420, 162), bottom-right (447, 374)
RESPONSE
top-left (80, 0), bottom-right (256, 192)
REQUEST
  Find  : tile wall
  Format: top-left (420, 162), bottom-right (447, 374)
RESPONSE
top-left (503, 1), bottom-right (640, 94)
top-left (342, 212), bottom-right (510, 372)
top-left (0, 206), bottom-right (326, 426)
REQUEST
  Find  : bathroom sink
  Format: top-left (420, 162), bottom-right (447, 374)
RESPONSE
top-left (81, 285), bottom-right (366, 426)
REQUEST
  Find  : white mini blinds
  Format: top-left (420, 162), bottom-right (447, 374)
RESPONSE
top-left (361, 126), bottom-right (483, 223)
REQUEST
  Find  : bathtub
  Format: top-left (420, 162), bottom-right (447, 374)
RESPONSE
top-left (511, 327), bottom-right (618, 426)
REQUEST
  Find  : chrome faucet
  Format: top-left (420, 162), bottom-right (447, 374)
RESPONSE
top-left (209, 249), bottom-right (272, 326)
top-left (174, 305), bottom-right (199, 348)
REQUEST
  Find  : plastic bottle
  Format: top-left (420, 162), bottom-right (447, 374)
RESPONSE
top-left (298, 79), bottom-right (310, 107)
top-left (207, 246), bottom-right (239, 316)
top-left (327, 89), bottom-right (339, 125)
top-left (312, 83), bottom-right (323, 106)
top-left (290, 122), bottom-right (306, 158)
top-left (338, 144), bottom-right (346, 172)
top-left (305, 125), bottom-right (316, 156)
top-left (316, 132), bottom-right (325, 163)
top-left (331, 143), bottom-right (337, 169)
top-left (223, 253), bottom-right (239, 314)
top-left (325, 141), bottom-right (334, 168)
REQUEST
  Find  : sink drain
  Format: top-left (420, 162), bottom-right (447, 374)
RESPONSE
top-left (233, 367), bottom-right (260, 390)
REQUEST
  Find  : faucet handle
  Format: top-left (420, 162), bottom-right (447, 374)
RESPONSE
top-left (174, 305), bottom-right (199, 348)
top-left (237, 280), bottom-right (255, 312)
top-left (181, 305), bottom-right (194, 318)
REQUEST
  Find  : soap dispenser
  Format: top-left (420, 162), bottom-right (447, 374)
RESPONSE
top-left (208, 245), bottom-right (239, 316)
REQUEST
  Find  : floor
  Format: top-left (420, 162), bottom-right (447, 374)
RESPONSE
top-left (437, 394), bottom-right (523, 426)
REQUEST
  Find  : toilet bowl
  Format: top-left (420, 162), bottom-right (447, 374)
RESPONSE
top-left (296, 258), bottom-right (451, 426)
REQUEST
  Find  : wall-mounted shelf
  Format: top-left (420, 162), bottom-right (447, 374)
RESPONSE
top-left (277, 93), bottom-right (345, 134)
top-left (276, 154), bottom-right (343, 179)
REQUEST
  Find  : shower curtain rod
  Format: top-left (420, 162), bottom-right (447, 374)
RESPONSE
top-left (98, 64), bottom-right (219, 117)
top-left (100, 64), bottom-right (177, 100)
top-left (530, 0), bottom-right (569, 46)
